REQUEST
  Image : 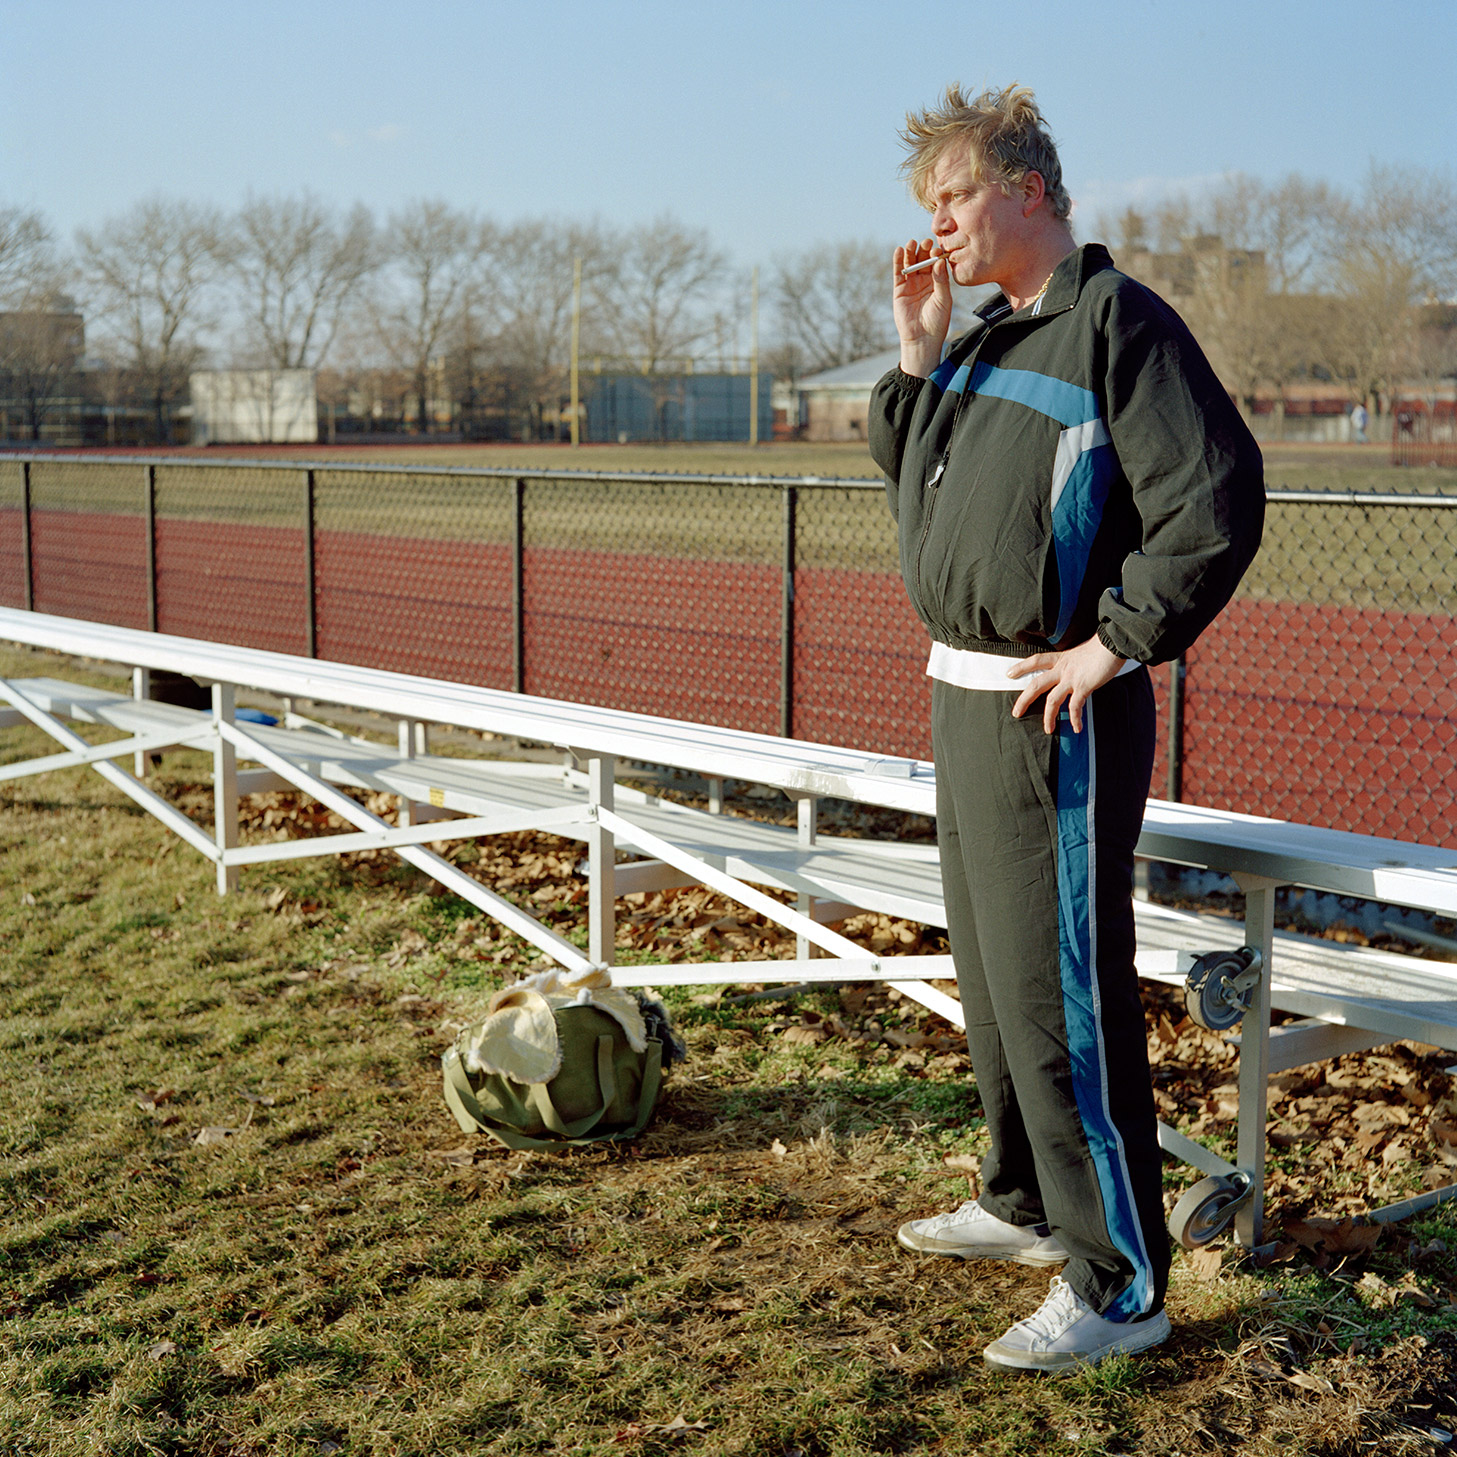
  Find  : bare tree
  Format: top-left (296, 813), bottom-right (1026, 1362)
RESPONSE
top-left (596, 216), bottom-right (726, 371)
top-left (773, 239), bottom-right (897, 375)
top-left (0, 206), bottom-right (81, 440)
top-left (1331, 165), bottom-right (1457, 410)
top-left (221, 193), bottom-right (376, 370)
top-left (76, 197), bottom-right (222, 442)
top-left (0, 205), bottom-right (57, 305)
top-left (1195, 172), bottom-right (1339, 294)
top-left (372, 200), bottom-right (487, 434)
top-left (1330, 248), bottom-right (1419, 410)
top-left (1247, 174), bottom-right (1338, 295)
top-left (468, 220), bottom-right (613, 438)
top-left (1346, 164), bottom-right (1457, 303)
top-left (1177, 239), bottom-right (1283, 417)
top-left (586, 217), bottom-right (730, 441)
top-left (1112, 176), bottom-right (1344, 424)
top-left (1150, 196), bottom-right (1198, 254)
top-left (1405, 302), bottom-right (1457, 419)
top-left (0, 304), bottom-right (83, 441)
top-left (1110, 206), bottom-right (1149, 253)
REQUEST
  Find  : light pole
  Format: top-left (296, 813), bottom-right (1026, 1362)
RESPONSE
top-left (749, 265), bottom-right (760, 446)
top-left (570, 255), bottom-right (582, 446)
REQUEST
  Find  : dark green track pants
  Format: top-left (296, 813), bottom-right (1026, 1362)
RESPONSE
top-left (932, 666), bottom-right (1170, 1320)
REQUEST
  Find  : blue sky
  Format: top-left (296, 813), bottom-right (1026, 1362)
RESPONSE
top-left (4, 0), bottom-right (1455, 267)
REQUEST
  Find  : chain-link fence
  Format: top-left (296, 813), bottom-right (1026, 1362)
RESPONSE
top-left (312, 467), bottom-right (515, 685)
top-left (1176, 489), bottom-right (1457, 843)
top-left (155, 463), bottom-right (307, 653)
top-left (23, 459), bottom-right (150, 629)
top-left (793, 487), bottom-right (929, 755)
top-left (1, 455), bottom-right (1453, 847)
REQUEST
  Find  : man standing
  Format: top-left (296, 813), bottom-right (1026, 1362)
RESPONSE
top-left (870, 84), bottom-right (1264, 1371)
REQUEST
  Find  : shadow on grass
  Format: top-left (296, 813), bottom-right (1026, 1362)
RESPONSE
top-left (643, 1071), bottom-right (984, 1156)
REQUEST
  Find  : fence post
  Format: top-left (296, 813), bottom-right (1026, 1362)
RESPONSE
top-left (20, 460), bottom-right (32, 612)
top-left (144, 463), bottom-right (157, 632)
top-left (780, 483), bottom-right (797, 738)
top-left (1166, 655), bottom-right (1185, 802)
top-left (512, 477), bottom-right (526, 693)
top-left (303, 469), bottom-right (317, 658)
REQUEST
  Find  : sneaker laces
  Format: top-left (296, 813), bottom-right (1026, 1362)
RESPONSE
top-left (918, 1200), bottom-right (985, 1233)
top-left (1012, 1277), bottom-right (1086, 1343)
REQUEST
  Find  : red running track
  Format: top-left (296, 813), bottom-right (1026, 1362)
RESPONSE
top-left (1182, 598), bottom-right (1457, 843)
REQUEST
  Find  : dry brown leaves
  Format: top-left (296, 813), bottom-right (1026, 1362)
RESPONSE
top-left (614, 884), bottom-right (940, 967)
top-left (617, 884), bottom-right (793, 961)
top-left (1203, 1331), bottom-right (1457, 1454)
top-left (1284, 1217), bottom-right (1384, 1259)
top-left (1139, 981), bottom-right (1457, 1229)
top-left (756, 987), bottom-right (971, 1085)
top-left (613, 1414), bottom-right (711, 1442)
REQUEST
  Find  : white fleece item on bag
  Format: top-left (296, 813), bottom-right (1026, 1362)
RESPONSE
top-left (461, 965), bottom-right (650, 1084)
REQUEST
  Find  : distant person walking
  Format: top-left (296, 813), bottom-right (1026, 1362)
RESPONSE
top-left (871, 82), bottom-right (1265, 1372)
top-left (1351, 401), bottom-right (1370, 444)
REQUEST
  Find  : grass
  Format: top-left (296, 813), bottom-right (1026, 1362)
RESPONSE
top-left (4, 642), bottom-right (1457, 1454)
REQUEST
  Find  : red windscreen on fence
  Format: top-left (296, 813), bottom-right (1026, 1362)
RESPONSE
top-left (1180, 600), bottom-right (1457, 842)
top-left (314, 531), bottom-right (514, 690)
top-left (792, 566), bottom-right (931, 759)
top-left (523, 548), bottom-right (781, 731)
top-left (0, 506), bottom-right (27, 611)
top-left (155, 520), bottom-right (309, 655)
top-left (31, 510), bottom-right (149, 630)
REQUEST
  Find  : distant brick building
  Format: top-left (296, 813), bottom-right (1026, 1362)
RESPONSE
top-left (794, 348), bottom-right (901, 442)
top-left (0, 299), bottom-right (85, 443)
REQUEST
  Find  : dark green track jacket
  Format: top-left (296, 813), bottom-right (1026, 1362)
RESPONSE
top-left (868, 244), bottom-right (1265, 665)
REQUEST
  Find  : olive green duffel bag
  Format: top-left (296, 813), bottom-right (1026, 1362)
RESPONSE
top-left (441, 968), bottom-right (681, 1151)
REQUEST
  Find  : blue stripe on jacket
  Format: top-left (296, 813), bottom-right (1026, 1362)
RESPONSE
top-left (924, 357), bottom-right (1118, 642)
top-left (929, 358), bottom-right (971, 395)
top-left (969, 362), bottom-right (1099, 427)
top-left (1051, 440), bottom-right (1118, 642)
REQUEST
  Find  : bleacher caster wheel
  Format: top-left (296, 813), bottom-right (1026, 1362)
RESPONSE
top-left (1168, 1171), bottom-right (1254, 1249)
top-left (1184, 947), bottom-right (1262, 1032)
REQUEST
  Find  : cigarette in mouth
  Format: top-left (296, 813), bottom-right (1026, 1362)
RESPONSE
top-left (902, 254), bottom-right (944, 274)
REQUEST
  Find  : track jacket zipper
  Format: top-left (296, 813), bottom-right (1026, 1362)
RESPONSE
top-left (911, 312), bottom-right (1003, 607)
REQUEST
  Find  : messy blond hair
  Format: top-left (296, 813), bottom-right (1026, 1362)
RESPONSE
top-left (900, 83), bottom-right (1071, 221)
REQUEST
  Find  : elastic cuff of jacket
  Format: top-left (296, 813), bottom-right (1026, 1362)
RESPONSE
top-left (1096, 625), bottom-right (1139, 663)
top-left (888, 366), bottom-right (929, 392)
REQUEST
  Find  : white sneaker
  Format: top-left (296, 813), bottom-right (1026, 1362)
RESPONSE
top-left (896, 1200), bottom-right (1070, 1266)
top-left (983, 1276), bottom-right (1171, 1372)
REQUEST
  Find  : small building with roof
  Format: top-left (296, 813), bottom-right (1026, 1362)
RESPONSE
top-left (793, 347), bottom-right (902, 442)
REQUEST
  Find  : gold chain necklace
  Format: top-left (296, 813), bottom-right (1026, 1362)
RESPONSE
top-left (1026, 270), bottom-right (1055, 310)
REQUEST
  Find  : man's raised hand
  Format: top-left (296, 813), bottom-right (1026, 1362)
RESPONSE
top-left (894, 239), bottom-right (952, 379)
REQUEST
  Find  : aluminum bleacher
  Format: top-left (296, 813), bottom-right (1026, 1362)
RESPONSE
top-left (3, 605), bottom-right (1456, 1252)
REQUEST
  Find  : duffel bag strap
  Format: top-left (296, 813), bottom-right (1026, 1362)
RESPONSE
top-left (525, 1033), bottom-right (618, 1139)
top-left (442, 1045), bottom-right (499, 1135)
top-left (522, 1036), bottom-right (664, 1145)
top-left (443, 1044), bottom-right (579, 1152)
top-left (616, 1037), bottom-right (663, 1141)
top-left (444, 1036), bottom-right (665, 1151)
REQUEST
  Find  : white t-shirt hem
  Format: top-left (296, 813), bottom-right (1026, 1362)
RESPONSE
top-left (926, 640), bottom-right (1140, 691)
